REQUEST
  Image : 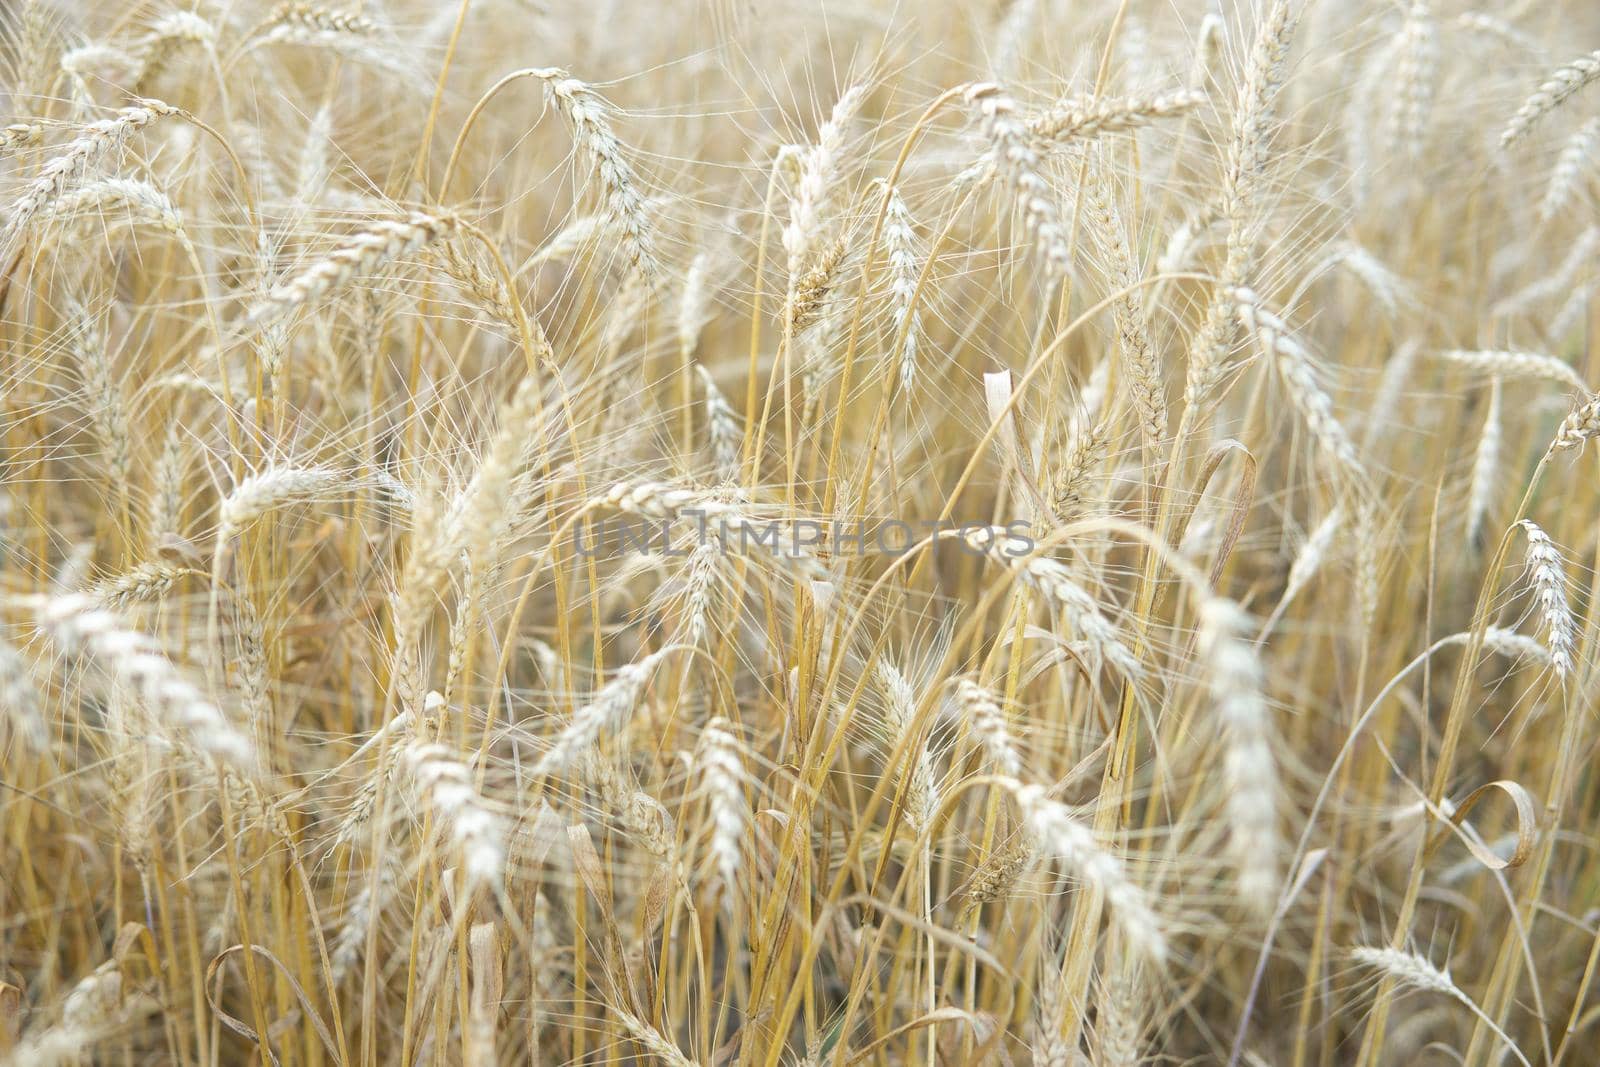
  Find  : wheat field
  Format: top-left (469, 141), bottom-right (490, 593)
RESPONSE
top-left (1, 0), bottom-right (1599, 1064)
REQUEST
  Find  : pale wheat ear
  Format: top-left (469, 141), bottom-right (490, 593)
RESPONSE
top-left (957, 526), bottom-right (1139, 676)
top-left (1383, 4), bottom-right (1437, 161)
top-left (1030, 87), bottom-right (1207, 145)
top-left (533, 69), bottom-right (658, 278)
top-left (611, 1005), bottom-right (697, 1067)
top-left (964, 81), bottom-right (1071, 277)
top-left (90, 560), bottom-right (192, 609)
top-left (217, 465), bottom-right (349, 540)
top-left (1006, 780), bottom-right (1167, 965)
top-left (955, 676), bottom-right (1023, 777)
top-left (0, 634), bottom-right (46, 750)
top-left (61, 297), bottom-right (133, 532)
top-left (1085, 154), bottom-right (1165, 447)
top-left (246, 4), bottom-right (378, 43)
top-left (1434, 348), bottom-right (1587, 391)
top-left (694, 716), bottom-right (748, 896)
top-left (0, 100), bottom-right (177, 252)
top-left (783, 83), bottom-right (868, 277)
top-left (869, 178), bottom-right (922, 396)
top-left (1258, 505), bottom-right (1344, 640)
top-left (31, 593), bottom-right (255, 769)
top-left (1492, 227), bottom-right (1600, 321)
top-left (1197, 597), bottom-right (1281, 915)
top-left (248, 211), bottom-right (457, 326)
top-left (1350, 946), bottom-right (1531, 1067)
top-left (532, 648), bottom-right (671, 777)
top-left (1232, 285), bottom-right (1365, 484)
top-left (1552, 391), bottom-right (1600, 452)
top-left (401, 740), bottom-right (506, 888)
top-left (875, 658), bottom-right (938, 836)
top-left (694, 363), bottom-right (743, 480)
top-left (1500, 49), bottom-right (1600, 150)
top-left (1465, 379), bottom-right (1502, 549)
top-left (1538, 118), bottom-right (1600, 222)
top-left (1515, 519), bottom-right (1575, 679)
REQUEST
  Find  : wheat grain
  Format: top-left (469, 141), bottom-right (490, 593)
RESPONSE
top-left (0, 123), bottom-right (43, 155)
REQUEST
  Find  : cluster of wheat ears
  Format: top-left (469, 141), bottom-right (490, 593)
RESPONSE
top-left (3, 0), bottom-right (1600, 1064)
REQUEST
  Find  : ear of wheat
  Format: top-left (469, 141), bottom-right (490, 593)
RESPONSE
top-left (1, 100), bottom-right (177, 251)
top-left (1501, 49), bottom-right (1600, 149)
top-left (33, 594), bottom-right (254, 768)
top-left (249, 212), bottom-right (457, 324)
top-left (1517, 520), bottom-right (1575, 678)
